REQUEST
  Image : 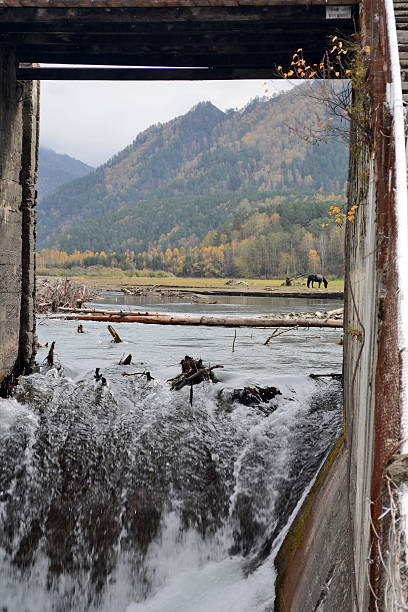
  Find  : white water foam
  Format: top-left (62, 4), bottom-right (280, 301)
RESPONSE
top-left (126, 555), bottom-right (275, 612)
top-left (0, 299), bottom-right (343, 611)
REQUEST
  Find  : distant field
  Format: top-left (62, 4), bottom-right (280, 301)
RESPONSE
top-left (37, 270), bottom-right (344, 293)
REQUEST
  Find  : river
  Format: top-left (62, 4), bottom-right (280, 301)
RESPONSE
top-left (0, 294), bottom-right (343, 612)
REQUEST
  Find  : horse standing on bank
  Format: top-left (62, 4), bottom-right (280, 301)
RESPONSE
top-left (307, 274), bottom-right (328, 289)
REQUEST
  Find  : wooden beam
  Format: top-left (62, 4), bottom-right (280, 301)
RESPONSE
top-left (3, 3), bottom-right (357, 71)
top-left (0, 5), bottom-right (359, 25)
top-left (0, 1), bottom-right (360, 7)
top-left (0, 26), bottom-right (344, 47)
top-left (0, 6), bottom-right (355, 32)
top-left (15, 50), bottom-right (334, 67)
top-left (17, 66), bottom-right (282, 80)
top-left (9, 37), bottom-right (339, 59)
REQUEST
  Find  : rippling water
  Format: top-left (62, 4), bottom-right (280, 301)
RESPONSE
top-left (0, 294), bottom-right (343, 612)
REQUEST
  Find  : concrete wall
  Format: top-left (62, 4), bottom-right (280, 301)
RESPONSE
top-left (274, 143), bottom-right (379, 612)
top-left (343, 147), bottom-right (381, 612)
top-left (275, 1), bottom-right (403, 608)
top-left (0, 48), bottom-right (39, 394)
top-left (274, 439), bottom-right (352, 611)
top-left (345, 2), bottom-right (401, 606)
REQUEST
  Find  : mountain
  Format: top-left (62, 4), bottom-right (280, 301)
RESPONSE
top-left (37, 88), bottom-right (348, 253)
top-left (37, 147), bottom-right (93, 201)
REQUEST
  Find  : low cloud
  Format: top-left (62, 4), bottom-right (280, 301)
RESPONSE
top-left (40, 79), bottom-right (292, 166)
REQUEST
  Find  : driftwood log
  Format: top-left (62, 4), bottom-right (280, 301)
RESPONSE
top-left (58, 307), bottom-right (158, 316)
top-left (55, 309), bottom-right (343, 329)
top-left (122, 370), bottom-right (154, 381)
top-left (309, 373), bottom-right (342, 380)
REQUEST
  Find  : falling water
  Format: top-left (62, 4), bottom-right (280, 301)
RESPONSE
top-left (0, 295), bottom-right (343, 611)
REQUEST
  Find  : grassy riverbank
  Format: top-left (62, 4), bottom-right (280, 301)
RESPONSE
top-left (37, 271), bottom-right (344, 295)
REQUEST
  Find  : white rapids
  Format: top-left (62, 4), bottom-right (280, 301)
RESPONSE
top-left (0, 294), bottom-right (343, 611)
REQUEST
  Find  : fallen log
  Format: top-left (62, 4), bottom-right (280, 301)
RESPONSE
top-left (309, 373), bottom-right (342, 380)
top-left (58, 307), bottom-right (159, 316)
top-left (326, 307), bottom-right (344, 316)
top-left (122, 370), bottom-right (154, 381)
top-left (57, 312), bottom-right (343, 329)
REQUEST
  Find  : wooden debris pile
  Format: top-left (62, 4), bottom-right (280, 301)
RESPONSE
top-left (168, 356), bottom-right (223, 404)
top-left (225, 279), bottom-right (249, 287)
top-left (36, 278), bottom-right (98, 314)
top-left (190, 294), bottom-right (217, 304)
top-left (122, 285), bottom-right (216, 303)
top-left (122, 285), bottom-right (185, 298)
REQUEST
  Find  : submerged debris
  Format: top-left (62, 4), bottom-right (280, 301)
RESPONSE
top-left (119, 354), bottom-right (132, 365)
top-left (122, 370), bottom-right (154, 382)
top-left (36, 340), bottom-right (48, 349)
top-left (108, 325), bottom-right (122, 343)
top-left (191, 294), bottom-right (217, 304)
top-left (46, 341), bottom-right (56, 367)
top-left (94, 368), bottom-right (103, 381)
top-left (217, 385), bottom-right (281, 412)
top-left (264, 326), bottom-right (298, 344)
top-left (94, 368), bottom-right (107, 386)
top-left (309, 373), bottom-right (342, 381)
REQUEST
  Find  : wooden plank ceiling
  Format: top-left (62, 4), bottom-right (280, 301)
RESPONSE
top-left (0, 0), bottom-right (359, 79)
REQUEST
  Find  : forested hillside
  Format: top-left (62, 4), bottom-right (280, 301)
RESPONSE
top-left (38, 86), bottom-right (348, 257)
top-left (38, 193), bottom-right (345, 278)
top-left (37, 147), bottom-right (93, 201)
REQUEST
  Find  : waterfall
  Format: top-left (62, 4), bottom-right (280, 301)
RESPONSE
top-left (0, 367), bottom-right (342, 611)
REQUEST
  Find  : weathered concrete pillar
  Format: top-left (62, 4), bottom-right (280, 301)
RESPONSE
top-left (19, 76), bottom-right (40, 377)
top-left (0, 48), bottom-right (39, 395)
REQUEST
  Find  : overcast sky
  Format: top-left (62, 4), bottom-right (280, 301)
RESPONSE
top-left (39, 79), bottom-right (292, 167)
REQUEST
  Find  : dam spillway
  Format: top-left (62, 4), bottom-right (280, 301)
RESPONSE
top-left (1, 0), bottom-right (408, 610)
top-left (0, 298), bottom-right (343, 611)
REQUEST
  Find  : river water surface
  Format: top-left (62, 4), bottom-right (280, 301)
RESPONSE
top-left (0, 294), bottom-right (343, 612)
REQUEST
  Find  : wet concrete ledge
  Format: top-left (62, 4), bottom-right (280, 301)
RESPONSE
top-left (274, 434), bottom-right (352, 611)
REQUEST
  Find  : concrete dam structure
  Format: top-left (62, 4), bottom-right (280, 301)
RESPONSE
top-left (1, 1), bottom-right (408, 610)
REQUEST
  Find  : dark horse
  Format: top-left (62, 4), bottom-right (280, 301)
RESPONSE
top-left (307, 274), bottom-right (328, 289)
